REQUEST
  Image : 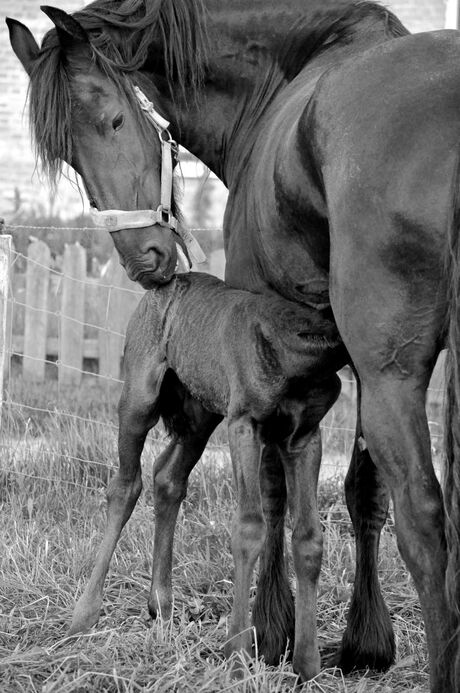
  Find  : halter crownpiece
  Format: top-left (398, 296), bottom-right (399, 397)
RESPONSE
top-left (90, 85), bottom-right (206, 271)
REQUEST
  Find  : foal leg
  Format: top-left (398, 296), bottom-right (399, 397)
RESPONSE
top-left (335, 375), bottom-right (394, 672)
top-left (148, 403), bottom-right (222, 619)
top-left (225, 414), bottom-right (266, 659)
top-left (68, 375), bottom-right (161, 635)
top-left (278, 378), bottom-right (340, 682)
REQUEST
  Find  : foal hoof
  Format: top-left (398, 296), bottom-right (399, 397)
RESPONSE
top-left (148, 597), bottom-right (172, 621)
top-left (67, 613), bottom-right (97, 636)
top-left (67, 599), bottom-right (101, 636)
top-left (293, 653), bottom-right (321, 683)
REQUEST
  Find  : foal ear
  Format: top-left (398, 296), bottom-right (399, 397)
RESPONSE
top-left (6, 18), bottom-right (40, 76)
top-left (40, 6), bottom-right (89, 47)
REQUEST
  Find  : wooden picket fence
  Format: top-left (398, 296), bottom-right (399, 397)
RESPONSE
top-left (0, 232), bottom-right (447, 409)
top-left (7, 237), bottom-right (143, 386)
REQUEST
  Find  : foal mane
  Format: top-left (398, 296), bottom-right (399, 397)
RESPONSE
top-left (28, 0), bottom-right (209, 185)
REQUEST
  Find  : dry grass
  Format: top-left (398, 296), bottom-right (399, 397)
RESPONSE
top-left (0, 376), bottom-right (433, 692)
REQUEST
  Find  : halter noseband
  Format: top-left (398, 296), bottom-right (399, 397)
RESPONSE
top-left (90, 86), bottom-right (206, 271)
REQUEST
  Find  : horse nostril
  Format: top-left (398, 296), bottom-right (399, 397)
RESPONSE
top-left (145, 245), bottom-right (165, 270)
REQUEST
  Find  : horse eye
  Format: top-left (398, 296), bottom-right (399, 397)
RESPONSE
top-left (112, 113), bottom-right (124, 131)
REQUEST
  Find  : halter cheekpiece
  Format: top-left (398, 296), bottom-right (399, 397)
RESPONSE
top-left (90, 86), bottom-right (206, 270)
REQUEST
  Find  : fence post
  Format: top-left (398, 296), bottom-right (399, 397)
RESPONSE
top-left (59, 243), bottom-right (86, 386)
top-left (98, 251), bottom-right (125, 381)
top-left (98, 250), bottom-right (143, 381)
top-left (0, 234), bottom-right (12, 412)
top-left (23, 240), bottom-right (51, 382)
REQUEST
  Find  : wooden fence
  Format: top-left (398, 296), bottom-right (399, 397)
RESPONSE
top-left (8, 238), bottom-right (143, 385)
top-left (0, 234), bottom-right (447, 406)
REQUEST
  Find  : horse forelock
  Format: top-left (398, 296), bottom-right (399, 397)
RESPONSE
top-left (75, 0), bottom-right (210, 101)
top-left (27, 0), bottom-right (210, 185)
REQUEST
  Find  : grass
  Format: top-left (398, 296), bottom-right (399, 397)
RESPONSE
top-left (0, 374), bottom-right (434, 692)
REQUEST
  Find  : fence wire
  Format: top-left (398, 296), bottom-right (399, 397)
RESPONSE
top-left (0, 227), bottom-right (447, 515)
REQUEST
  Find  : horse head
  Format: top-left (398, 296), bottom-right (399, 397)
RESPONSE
top-left (7, 7), bottom-right (185, 288)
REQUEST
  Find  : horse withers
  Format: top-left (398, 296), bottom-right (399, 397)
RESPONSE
top-left (69, 271), bottom-right (344, 681)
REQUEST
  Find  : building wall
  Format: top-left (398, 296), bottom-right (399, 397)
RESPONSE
top-left (386, 0), bottom-right (447, 33)
top-left (1, 1), bottom-right (89, 218)
top-left (0, 0), bottom-right (453, 220)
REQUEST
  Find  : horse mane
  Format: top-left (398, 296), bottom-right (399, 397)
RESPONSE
top-left (28, 0), bottom-right (209, 185)
top-left (27, 0), bottom-right (407, 185)
top-left (277, 1), bottom-right (409, 81)
top-left (72, 0), bottom-right (209, 95)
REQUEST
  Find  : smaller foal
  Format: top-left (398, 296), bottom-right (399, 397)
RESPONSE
top-left (69, 272), bottom-right (343, 680)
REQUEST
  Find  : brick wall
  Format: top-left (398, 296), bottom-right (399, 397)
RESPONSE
top-left (0, 1), bottom-right (88, 218)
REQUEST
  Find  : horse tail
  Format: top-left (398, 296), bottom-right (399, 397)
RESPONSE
top-left (252, 464), bottom-right (295, 664)
top-left (443, 147), bottom-right (460, 688)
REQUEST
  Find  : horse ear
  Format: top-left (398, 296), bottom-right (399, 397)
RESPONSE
top-left (40, 6), bottom-right (89, 47)
top-left (6, 18), bottom-right (40, 76)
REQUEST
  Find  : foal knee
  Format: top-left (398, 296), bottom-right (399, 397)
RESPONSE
top-left (154, 466), bottom-right (187, 509)
top-left (292, 525), bottom-right (323, 579)
top-left (233, 512), bottom-right (267, 562)
top-left (106, 471), bottom-right (142, 517)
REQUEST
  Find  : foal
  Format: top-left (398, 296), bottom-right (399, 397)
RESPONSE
top-left (69, 272), bottom-right (344, 680)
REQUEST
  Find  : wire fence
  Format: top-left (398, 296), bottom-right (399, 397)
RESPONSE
top-left (0, 224), bottom-right (447, 515)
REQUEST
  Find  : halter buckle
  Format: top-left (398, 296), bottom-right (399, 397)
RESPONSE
top-left (157, 205), bottom-right (177, 230)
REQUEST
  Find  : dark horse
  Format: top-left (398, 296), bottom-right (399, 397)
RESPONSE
top-left (7, 1), bottom-right (460, 690)
top-left (69, 270), bottom-right (343, 679)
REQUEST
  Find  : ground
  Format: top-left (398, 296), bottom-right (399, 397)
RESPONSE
top-left (0, 376), bottom-right (435, 692)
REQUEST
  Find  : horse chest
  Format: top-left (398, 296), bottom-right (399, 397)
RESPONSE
top-left (224, 99), bottom-right (331, 309)
top-left (225, 182), bottom-right (331, 309)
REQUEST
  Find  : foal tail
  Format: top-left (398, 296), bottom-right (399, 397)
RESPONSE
top-left (443, 148), bottom-right (460, 688)
top-left (252, 467), bottom-right (295, 664)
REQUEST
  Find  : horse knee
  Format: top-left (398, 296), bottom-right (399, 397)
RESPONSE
top-left (394, 482), bottom-right (445, 565)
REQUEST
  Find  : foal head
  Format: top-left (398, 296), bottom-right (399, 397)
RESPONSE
top-left (7, 7), bottom-right (184, 288)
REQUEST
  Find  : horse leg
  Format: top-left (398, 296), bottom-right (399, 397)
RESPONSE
top-left (358, 378), bottom-right (450, 689)
top-left (328, 230), bottom-right (450, 689)
top-left (148, 402), bottom-right (222, 619)
top-left (224, 414), bottom-right (266, 660)
top-left (335, 375), bottom-right (395, 672)
top-left (68, 374), bottom-right (161, 635)
top-left (277, 378), bottom-right (341, 682)
top-left (252, 445), bottom-right (295, 665)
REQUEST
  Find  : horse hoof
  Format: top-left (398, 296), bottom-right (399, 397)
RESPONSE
top-left (327, 639), bottom-right (395, 674)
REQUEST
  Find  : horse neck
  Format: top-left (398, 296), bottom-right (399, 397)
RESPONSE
top-left (147, 7), bottom-right (404, 187)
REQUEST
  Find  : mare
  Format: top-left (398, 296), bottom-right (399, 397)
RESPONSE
top-left (7, 1), bottom-right (460, 690)
top-left (69, 270), bottom-right (344, 679)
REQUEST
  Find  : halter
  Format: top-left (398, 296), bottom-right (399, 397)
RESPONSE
top-left (90, 86), bottom-right (206, 271)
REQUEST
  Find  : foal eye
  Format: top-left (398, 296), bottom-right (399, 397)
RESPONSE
top-left (112, 113), bottom-right (124, 131)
